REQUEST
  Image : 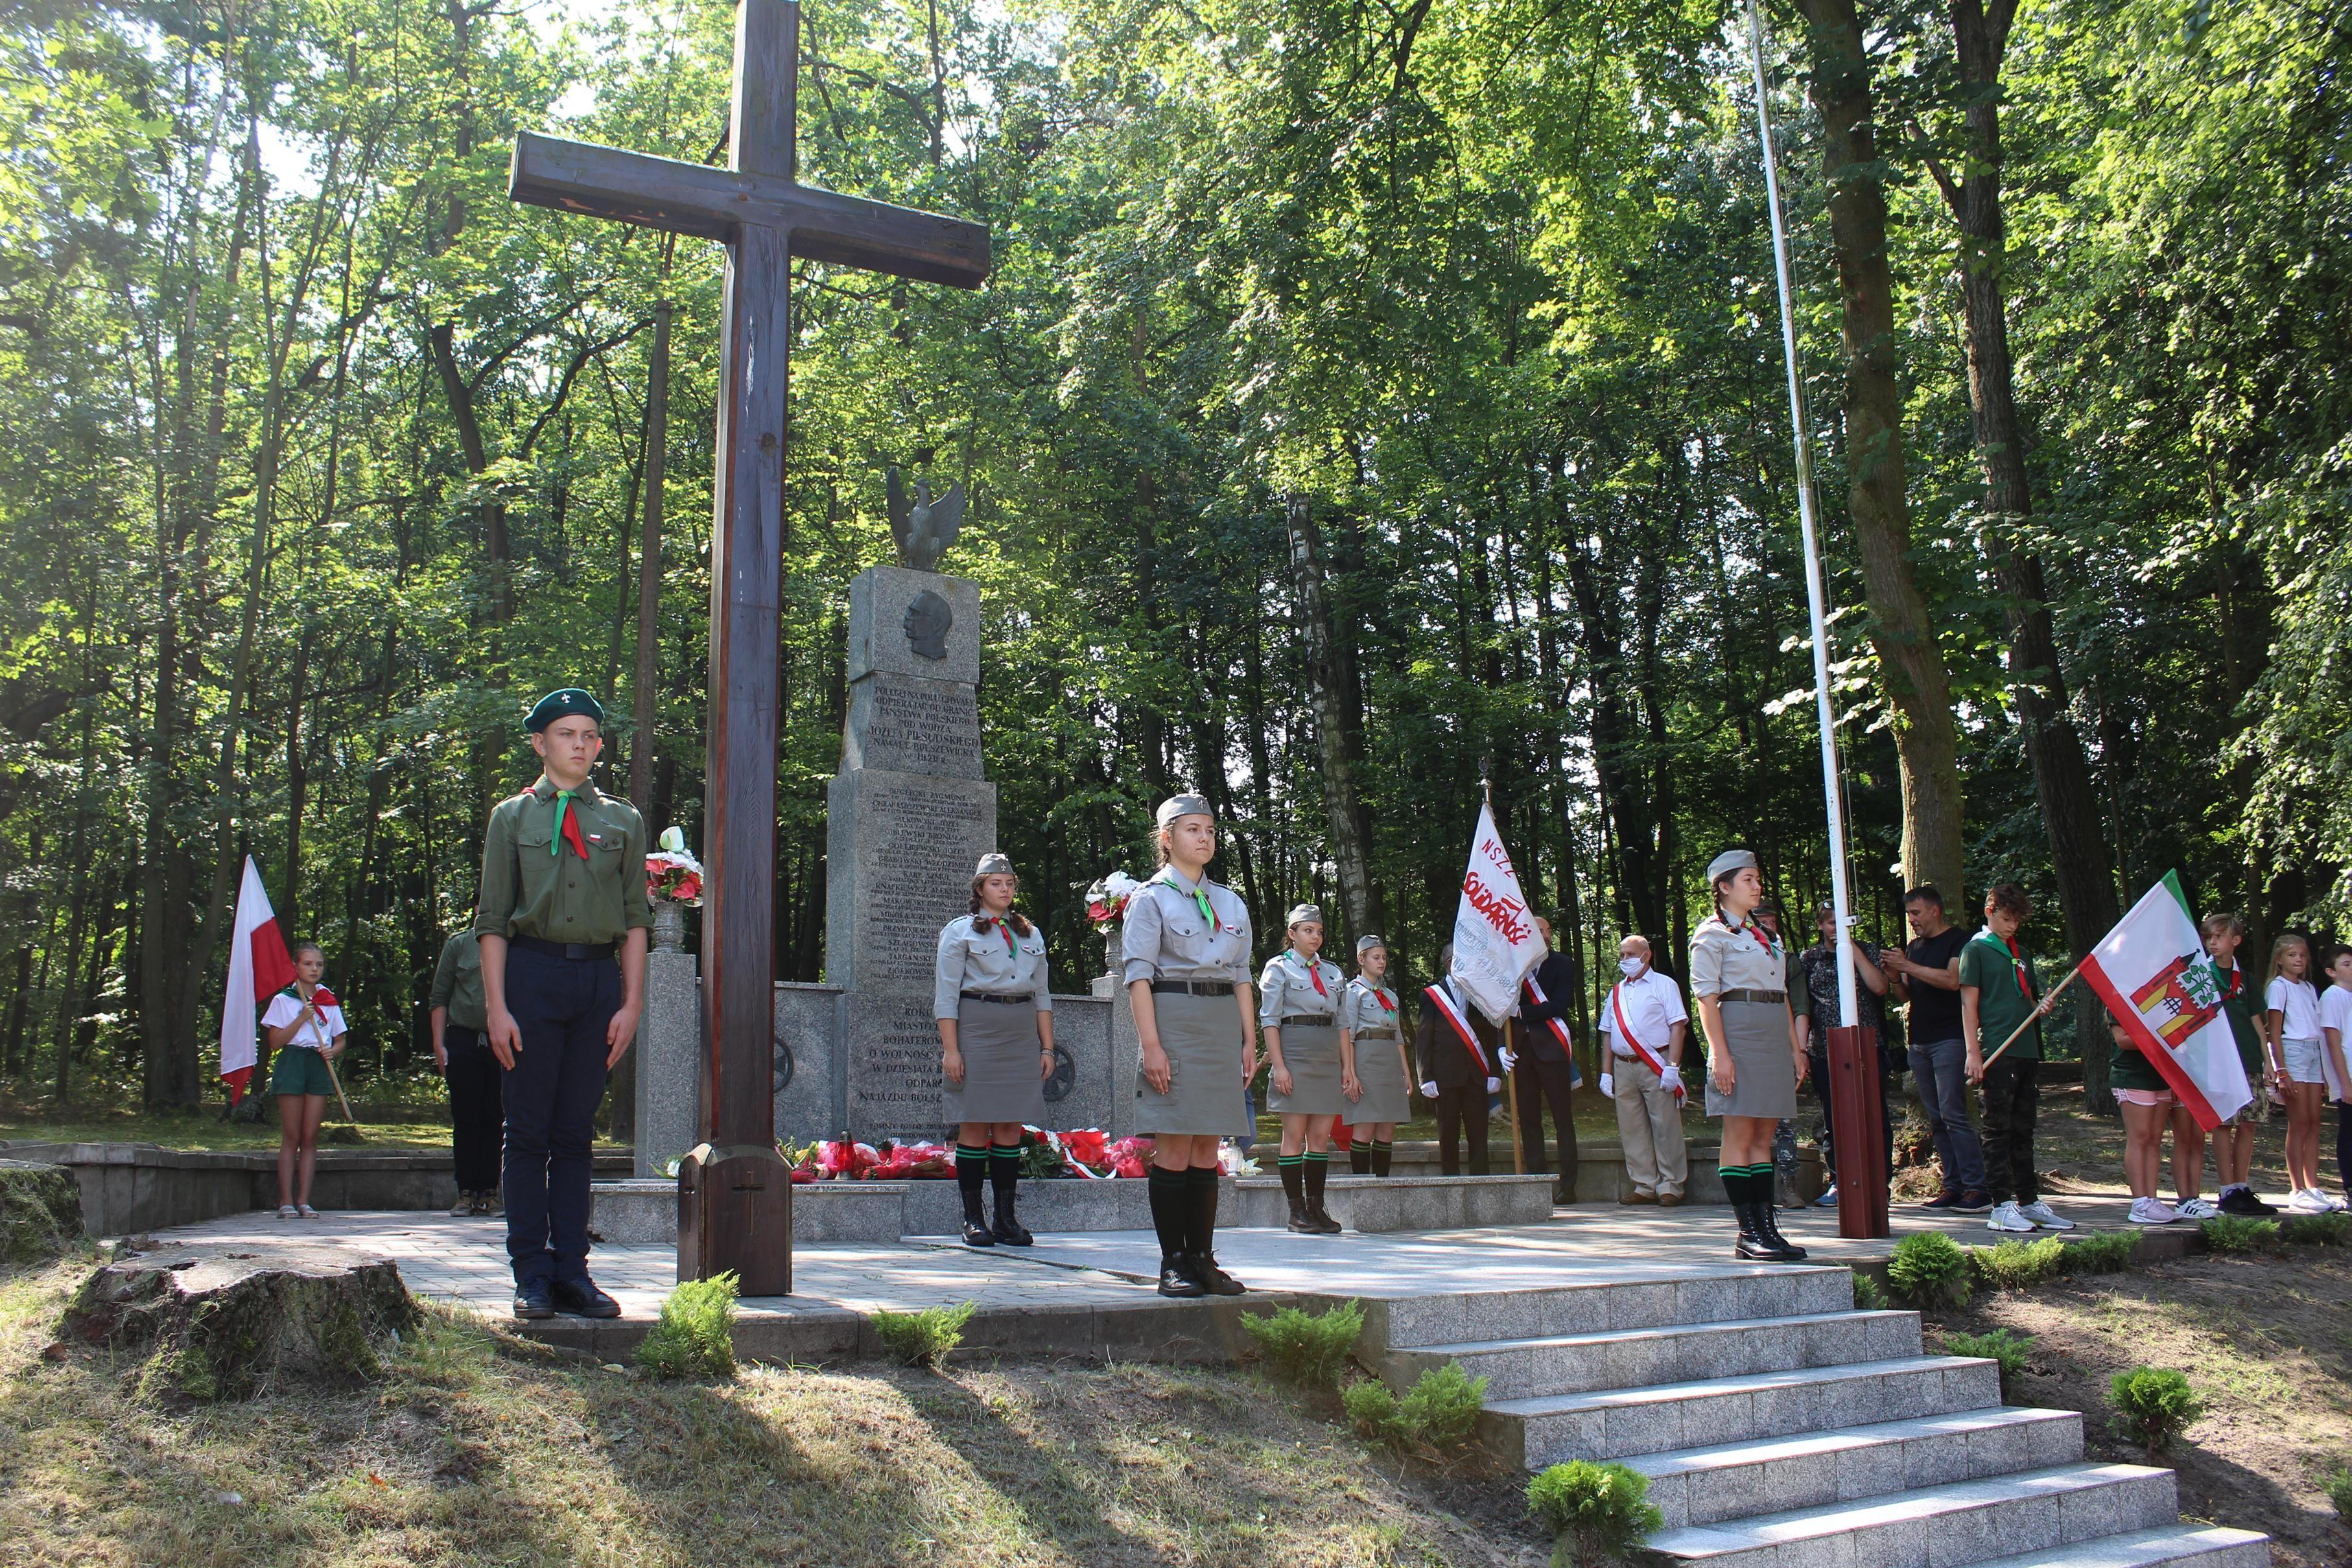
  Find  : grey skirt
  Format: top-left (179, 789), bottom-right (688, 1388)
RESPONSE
top-left (1703, 997), bottom-right (1799, 1120)
top-left (1267, 1019), bottom-right (1345, 1115)
top-left (1347, 1028), bottom-right (1411, 1124)
top-left (943, 999), bottom-right (1050, 1127)
top-left (1135, 987), bottom-right (1249, 1136)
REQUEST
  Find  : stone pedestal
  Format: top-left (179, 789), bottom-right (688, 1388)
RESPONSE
top-left (633, 941), bottom-right (702, 1178)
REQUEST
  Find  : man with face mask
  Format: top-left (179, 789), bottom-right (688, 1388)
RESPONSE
top-left (1598, 935), bottom-right (1690, 1204)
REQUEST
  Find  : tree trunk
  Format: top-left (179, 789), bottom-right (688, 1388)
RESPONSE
top-left (629, 299), bottom-right (673, 813)
top-left (1284, 493), bottom-right (1381, 944)
top-left (1794, 0), bottom-right (1968, 898)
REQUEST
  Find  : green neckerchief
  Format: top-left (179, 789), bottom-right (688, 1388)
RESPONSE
top-left (1971, 927), bottom-right (2033, 996)
top-left (1155, 867), bottom-right (1221, 933)
top-left (550, 788), bottom-right (574, 858)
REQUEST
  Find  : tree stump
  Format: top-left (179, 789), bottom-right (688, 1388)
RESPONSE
top-left (0, 1159), bottom-right (84, 1263)
top-left (59, 1244), bottom-right (417, 1403)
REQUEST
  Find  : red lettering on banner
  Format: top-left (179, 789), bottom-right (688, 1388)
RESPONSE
top-left (1479, 837), bottom-right (1516, 878)
top-left (1461, 871), bottom-right (1531, 945)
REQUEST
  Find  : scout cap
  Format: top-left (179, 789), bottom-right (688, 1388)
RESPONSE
top-left (1286, 904), bottom-right (1324, 928)
top-left (526, 688), bottom-right (604, 733)
top-left (1356, 933), bottom-right (1385, 955)
top-left (1155, 792), bottom-right (1215, 828)
top-left (1706, 848), bottom-right (1758, 883)
top-left (974, 852), bottom-right (1015, 877)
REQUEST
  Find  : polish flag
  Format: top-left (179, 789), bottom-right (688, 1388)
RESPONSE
top-left (219, 857), bottom-right (297, 1105)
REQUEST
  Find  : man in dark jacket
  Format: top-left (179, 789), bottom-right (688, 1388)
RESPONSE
top-left (1415, 943), bottom-right (1504, 1175)
top-left (1511, 917), bottom-right (1583, 1200)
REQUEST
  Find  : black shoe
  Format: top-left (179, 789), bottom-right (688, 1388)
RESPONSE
top-left (550, 1278), bottom-right (622, 1318)
top-left (961, 1217), bottom-right (996, 1247)
top-left (1920, 1189), bottom-right (1962, 1209)
top-left (1157, 1256), bottom-right (1206, 1297)
top-left (1754, 1204), bottom-right (1809, 1261)
top-left (1954, 1189), bottom-right (1991, 1212)
top-left (512, 1279), bottom-right (556, 1320)
top-left (2219, 1187), bottom-right (2280, 1216)
top-left (1188, 1252), bottom-right (1247, 1296)
top-left (1286, 1204), bottom-right (1321, 1234)
top-left (1306, 1204), bottom-right (1343, 1236)
top-left (991, 1213), bottom-right (1035, 1246)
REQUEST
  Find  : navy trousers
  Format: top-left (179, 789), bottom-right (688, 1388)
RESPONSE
top-left (443, 1025), bottom-right (504, 1195)
top-left (501, 946), bottom-right (618, 1286)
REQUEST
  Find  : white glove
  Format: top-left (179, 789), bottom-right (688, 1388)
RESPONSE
top-left (1599, 1071), bottom-right (1615, 1099)
top-left (1658, 1064), bottom-right (1684, 1094)
top-left (1485, 1076), bottom-right (1501, 1094)
top-left (1420, 1081), bottom-right (1439, 1100)
top-left (1499, 1047), bottom-right (1518, 1072)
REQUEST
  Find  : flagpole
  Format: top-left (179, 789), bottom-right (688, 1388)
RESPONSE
top-left (1982, 965), bottom-right (2083, 1070)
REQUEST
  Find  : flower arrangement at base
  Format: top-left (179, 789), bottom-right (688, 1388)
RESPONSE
top-left (773, 1130), bottom-right (1162, 1178)
top-left (647, 826), bottom-right (705, 904)
top-left (1084, 871), bottom-right (1142, 926)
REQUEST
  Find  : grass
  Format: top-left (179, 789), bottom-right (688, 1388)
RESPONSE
top-left (0, 1254), bottom-right (1538, 1567)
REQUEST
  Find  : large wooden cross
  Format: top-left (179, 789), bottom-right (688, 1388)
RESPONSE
top-left (508, 0), bottom-right (989, 1294)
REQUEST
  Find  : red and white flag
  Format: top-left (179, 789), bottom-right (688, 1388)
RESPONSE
top-left (218, 856), bottom-right (296, 1105)
top-left (1450, 801), bottom-right (1546, 1024)
top-left (2081, 871), bottom-right (2255, 1130)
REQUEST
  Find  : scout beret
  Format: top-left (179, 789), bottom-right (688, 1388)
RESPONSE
top-left (974, 852), bottom-right (1015, 877)
top-left (526, 688), bottom-right (605, 732)
top-left (1356, 933), bottom-right (1386, 955)
top-left (1155, 793), bottom-right (1216, 829)
top-left (1706, 848), bottom-right (1758, 883)
top-left (1286, 904), bottom-right (1324, 929)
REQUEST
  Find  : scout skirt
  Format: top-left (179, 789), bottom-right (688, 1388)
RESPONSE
top-left (1265, 1019), bottom-right (1344, 1115)
top-left (1347, 1028), bottom-right (1411, 1123)
top-left (1703, 996), bottom-right (1799, 1120)
top-left (943, 998), bottom-right (1050, 1127)
top-left (1135, 987), bottom-right (1249, 1136)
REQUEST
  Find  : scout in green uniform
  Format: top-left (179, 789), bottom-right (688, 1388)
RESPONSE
top-left (474, 688), bottom-right (653, 1320)
top-left (1960, 883), bottom-right (2073, 1234)
top-left (429, 923), bottom-right (500, 1217)
top-left (2187, 913), bottom-right (2277, 1217)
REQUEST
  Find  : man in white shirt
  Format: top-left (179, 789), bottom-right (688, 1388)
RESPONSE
top-left (1599, 935), bottom-right (1690, 1204)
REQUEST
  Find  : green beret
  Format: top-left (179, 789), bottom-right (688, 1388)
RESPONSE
top-left (526, 688), bottom-right (605, 732)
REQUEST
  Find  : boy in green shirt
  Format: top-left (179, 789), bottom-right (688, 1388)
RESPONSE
top-left (2194, 913), bottom-right (2277, 1217)
top-left (1963, 883), bottom-right (2073, 1234)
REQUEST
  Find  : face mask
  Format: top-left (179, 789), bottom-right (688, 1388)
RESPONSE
top-left (1619, 957), bottom-right (1645, 977)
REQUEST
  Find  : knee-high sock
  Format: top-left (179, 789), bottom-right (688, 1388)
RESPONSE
top-left (1185, 1165), bottom-right (1221, 1257)
top-left (1278, 1154), bottom-right (1305, 1210)
top-left (991, 1142), bottom-right (1022, 1203)
top-left (1350, 1138), bottom-right (1372, 1176)
top-left (1304, 1150), bottom-right (1330, 1208)
top-left (1147, 1165), bottom-right (1190, 1258)
top-left (1372, 1140), bottom-right (1393, 1178)
top-left (956, 1145), bottom-right (990, 1216)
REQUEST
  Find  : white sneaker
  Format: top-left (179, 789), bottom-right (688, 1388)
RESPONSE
top-left (2172, 1197), bottom-right (2219, 1220)
top-left (2288, 1188), bottom-right (2334, 1213)
top-left (1986, 1200), bottom-right (2036, 1232)
top-left (2128, 1196), bottom-right (2179, 1225)
top-left (2018, 1200), bottom-right (2076, 1230)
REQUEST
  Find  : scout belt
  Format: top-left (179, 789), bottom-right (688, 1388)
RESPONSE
top-left (1356, 1027), bottom-right (1400, 1040)
top-left (961, 990), bottom-right (1035, 1005)
top-left (1279, 1014), bottom-right (1336, 1027)
top-left (1715, 987), bottom-right (1787, 1005)
top-left (1151, 979), bottom-right (1235, 996)
top-left (512, 935), bottom-right (617, 961)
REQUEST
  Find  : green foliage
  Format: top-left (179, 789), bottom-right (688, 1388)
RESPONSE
top-left (1346, 1363), bottom-right (1488, 1457)
top-left (1241, 1300), bottom-right (1365, 1390)
top-left (0, 1164), bottom-right (84, 1263)
top-left (1970, 1236), bottom-right (2067, 1291)
top-left (634, 1274), bottom-right (738, 1381)
top-left (1887, 1233), bottom-right (1973, 1311)
top-left (870, 1301), bottom-right (976, 1372)
top-left (1851, 1271), bottom-right (1887, 1311)
top-left (2279, 1211), bottom-right (2352, 1246)
top-left (1943, 1329), bottom-right (2036, 1401)
top-left (2322, 1466), bottom-right (2352, 1522)
top-left (2198, 1216), bottom-right (2281, 1255)
top-left (1527, 1460), bottom-right (1665, 1566)
top-left (2058, 1231), bottom-right (2141, 1275)
top-left (2109, 1366), bottom-right (2205, 1460)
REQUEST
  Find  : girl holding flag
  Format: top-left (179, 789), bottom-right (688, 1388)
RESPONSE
top-left (1260, 906), bottom-right (1347, 1233)
top-left (1339, 934), bottom-right (1411, 1177)
top-left (263, 941), bottom-right (346, 1219)
top-left (934, 853), bottom-right (1055, 1248)
top-left (1689, 850), bottom-right (1808, 1260)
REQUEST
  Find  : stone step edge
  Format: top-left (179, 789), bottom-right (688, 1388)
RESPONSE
top-left (1959, 1524), bottom-right (2271, 1568)
top-left (1619, 1404), bottom-right (2079, 1479)
top-left (1393, 1307), bottom-right (1917, 1359)
top-left (1483, 1353), bottom-right (1994, 1417)
top-left (1645, 1462), bottom-right (2173, 1558)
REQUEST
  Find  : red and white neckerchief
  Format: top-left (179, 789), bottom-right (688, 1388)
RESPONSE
top-left (1364, 981), bottom-right (1396, 1014)
top-left (1521, 972), bottom-right (1574, 1053)
top-left (1729, 915), bottom-right (1778, 957)
top-left (972, 915), bottom-right (1019, 957)
top-left (1289, 950), bottom-right (1328, 998)
top-left (1422, 980), bottom-right (1490, 1074)
top-left (2220, 961), bottom-right (2244, 1000)
top-left (1608, 976), bottom-right (1684, 1102)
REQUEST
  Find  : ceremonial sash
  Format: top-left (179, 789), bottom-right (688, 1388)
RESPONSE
top-left (1520, 974), bottom-right (1574, 1053)
top-left (1422, 983), bottom-right (1490, 1075)
top-left (1609, 981), bottom-right (1683, 1101)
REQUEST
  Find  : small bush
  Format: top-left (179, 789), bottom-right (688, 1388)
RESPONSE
top-left (1241, 1299), bottom-right (1365, 1390)
top-left (1971, 1236), bottom-right (2066, 1290)
top-left (1851, 1271), bottom-right (1887, 1311)
top-left (1347, 1363), bottom-right (1488, 1457)
top-left (1944, 1328), bottom-right (2035, 1401)
top-left (1343, 1378), bottom-right (1400, 1439)
top-left (2198, 1215), bottom-right (2281, 1254)
top-left (2281, 1211), bottom-right (2352, 1247)
top-left (2058, 1230), bottom-right (2141, 1275)
top-left (1887, 1232), bottom-right (1971, 1310)
top-left (2110, 1366), bottom-right (2204, 1460)
top-left (1527, 1460), bottom-right (1665, 1567)
top-left (2321, 1465), bottom-right (2352, 1522)
top-left (871, 1300), bottom-right (976, 1370)
top-left (634, 1273), bottom-right (738, 1381)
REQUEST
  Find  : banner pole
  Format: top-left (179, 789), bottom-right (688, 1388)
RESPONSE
top-left (1982, 964), bottom-right (2083, 1070)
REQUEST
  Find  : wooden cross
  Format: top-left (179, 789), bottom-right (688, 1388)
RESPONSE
top-left (508, 0), bottom-right (990, 1294)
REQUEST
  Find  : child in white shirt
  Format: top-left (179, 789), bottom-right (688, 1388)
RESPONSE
top-left (263, 942), bottom-right (347, 1218)
top-left (2264, 935), bottom-right (2340, 1213)
top-left (2319, 944), bottom-right (2352, 1210)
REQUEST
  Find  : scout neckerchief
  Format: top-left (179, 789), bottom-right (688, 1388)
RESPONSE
top-left (2218, 960), bottom-right (2244, 1000)
top-left (1153, 867), bottom-right (1223, 933)
top-left (1358, 977), bottom-right (1397, 1014)
top-left (1724, 911), bottom-right (1778, 957)
top-left (548, 784), bottom-right (590, 860)
top-left (1973, 926), bottom-right (2034, 998)
top-left (1289, 949), bottom-right (1329, 998)
top-left (1422, 977), bottom-right (1490, 1074)
top-left (972, 912), bottom-right (1021, 956)
top-left (1606, 972), bottom-right (1683, 1101)
top-left (287, 983), bottom-right (337, 1049)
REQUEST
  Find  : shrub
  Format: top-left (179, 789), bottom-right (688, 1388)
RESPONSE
top-left (1527, 1460), bottom-right (1665, 1567)
top-left (1241, 1300), bottom-right (1365, 1390)
top-left (2321, 1465), bottom-right (2352, 1522)
top-left (1970, 1236), bottom-right (2066, 1290)
top-left (2198, 1215), bottom-right (2281, 1254)
top-left (871, 1301), bottom-right (976, 1370)
top-left (634, 1274), bottom-right (738, 1381)
top-left (1343, 1379), bottom-right (1400, 1440)
top-left (1944, 1328), bottom-right (2035, 1401)
top-left (1887, 1232), bottom-right (1971, 1310)
top-left (1851, 1271), bottom-right (1887, 1311)
top-left (2058, 1230), bottom-right (2141, 1275)
top-left (2110, 1366), bottom-right (2204, 1460)
top-left (2281, 1211), bottom-right (2352, 1247)
top-left (1346, 1363), bottom-right (1488, 1457)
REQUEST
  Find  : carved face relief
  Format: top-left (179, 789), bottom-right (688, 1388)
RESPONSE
top-left (904, 589), bottom-right (951, 660)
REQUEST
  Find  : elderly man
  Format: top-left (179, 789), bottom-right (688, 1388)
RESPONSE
top-left (1599, 935), bottom-right (1690, 1204)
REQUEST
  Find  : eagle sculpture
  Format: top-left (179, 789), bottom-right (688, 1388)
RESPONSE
top-left (885, 466), bottom-right (965, 572)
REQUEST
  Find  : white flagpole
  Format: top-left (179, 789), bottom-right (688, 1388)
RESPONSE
top-left (1746, 0), bottom-right (1858, 1029)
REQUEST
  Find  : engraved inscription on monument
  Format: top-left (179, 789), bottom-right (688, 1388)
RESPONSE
top-left (840, 670), bottom-right (983, 779)
top-left (845, 996), bottom-right (948, 1143)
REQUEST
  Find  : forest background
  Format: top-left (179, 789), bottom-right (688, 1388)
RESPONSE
top-left (1, 0), bottom-right (2346, 1123)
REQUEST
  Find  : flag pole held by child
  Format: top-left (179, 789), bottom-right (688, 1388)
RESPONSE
top-left (1982, 965), bottom-right (2081, 1069)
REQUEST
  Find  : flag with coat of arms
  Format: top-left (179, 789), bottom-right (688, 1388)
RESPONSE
top-left (2080, 871), bottom-right (2255, 1130)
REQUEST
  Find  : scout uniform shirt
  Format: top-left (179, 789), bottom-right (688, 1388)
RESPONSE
top-left (1120, 868), bottom-right (1254, 987)
top-left (1339, 977), bottom-right (1403, 1041)
top-left (1960, 928), bottom-right (2041, 1059)
top-left (2214, 960), bottom-right (2266, 1088)
top-left (473, 777), bottom-right (654, 945)
top-left (1258, 950), bottom-right (1343, 1026)
top-left (934, 915), bottom-right (1053, 1021)
top-left (430, 930), bottom-right (488, 1031)
top-left (1688, 911), bottom-right (1787, 1000)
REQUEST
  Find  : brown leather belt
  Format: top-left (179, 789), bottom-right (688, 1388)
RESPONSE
top-left (1716, 987), bottom-right (1787, 1005)
top-left (1151, 980), bottom-right (1235, 996)
top-left (961, 991), bottom-right (1035, 1005)
top-left (1279, 1014), bottom-right (1335, 1028)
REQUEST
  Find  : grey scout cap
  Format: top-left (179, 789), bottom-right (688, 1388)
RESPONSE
top-left (1706, 848), bottom-right (1758, 883)
top-left (1155, 793), bottom-right (1215, 828)
top-left (974, 853), bottom-right (1014, 878)
top-left (1286, 904), bottom-right (1324, 928)
top-left (1356, 933), bottom-right (1385, 954)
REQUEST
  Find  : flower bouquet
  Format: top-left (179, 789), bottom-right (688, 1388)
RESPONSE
top-left (1084, 871), bottom-right (1142, 926)
top-left (647, 826), bottom-right (705, 905)
top-left (1103, 1134), bottom-right (1155, 1178)
top-left (870, 1140), bottom-right (956, 1179)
